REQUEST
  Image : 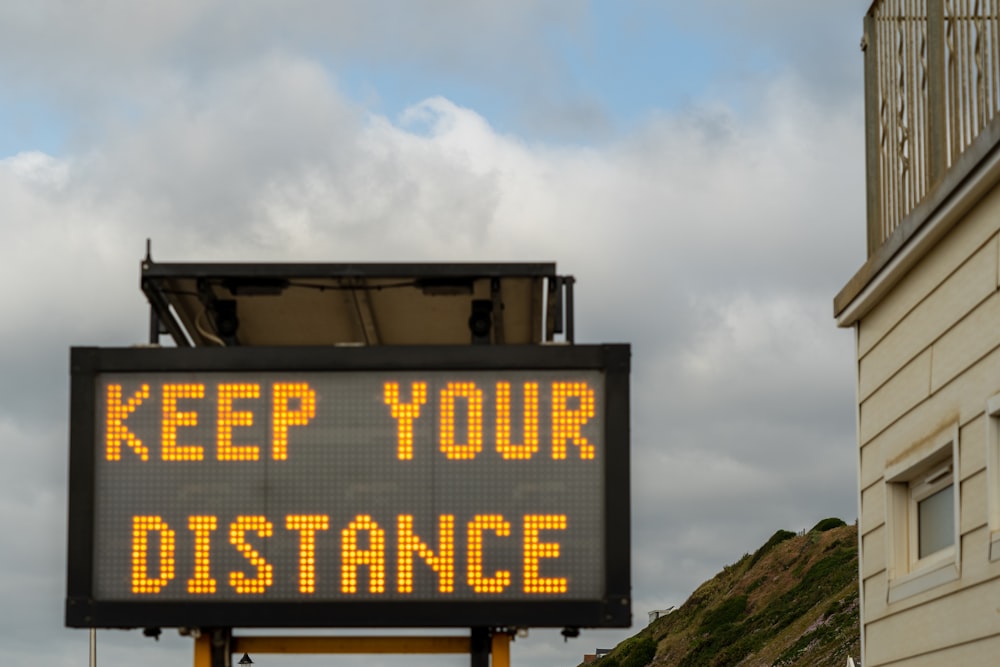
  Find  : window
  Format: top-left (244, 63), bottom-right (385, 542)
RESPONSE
top-left (885, 425), bottom-right (959, 603)
top-left (910, 461), bottom-right (955, 563)
top-left (987, 394), bottom-right (1000, 560)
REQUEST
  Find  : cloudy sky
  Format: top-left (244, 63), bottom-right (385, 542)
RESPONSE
top-left (1, 2), bottom-right (871, 666)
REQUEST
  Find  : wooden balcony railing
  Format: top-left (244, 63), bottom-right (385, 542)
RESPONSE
top-left (865, 0), bottom-right (1000, 255)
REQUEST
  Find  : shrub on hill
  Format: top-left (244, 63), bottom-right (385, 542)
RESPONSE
top-left (810, 517), bottom-right (847, 533)
top-left (599, 636), bottom-right (656, 667)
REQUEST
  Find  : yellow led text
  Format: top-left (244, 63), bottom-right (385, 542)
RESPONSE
top-left (523, 514), bottom-right (568, 593)
top-left (551, 382), bottom-right (596, 460)
top-left (217, 383), bottom-right (261, 461)
top-left (187, 516), bottom-right (218, 593)
top-left (106, 384), bottom-right (151, 461)
top-left (128, 513), bottom-right (568, 597)
top-left (496, 382), bottom-right (539, 460)
top-left (105, 382), bottom-right (316, 461)
top-left (131, 515), bottom-right (176, 594)
top-left (341, 515), bottom-right (386, 594)
top-left (383, 381), bottom-right (595, 460)
top-left (162, 383), bottom-right (206, 461)
top-left (287, 514), bottom-right (331, 593)
top-left (271, 383), bottom-right (317, 461)
top-left (397, 514), bottom-right (455, 593)
top-left (440, 382), bottom-right (484, 460)
top-left (467, 514), bottom-right (512, 593)
top-left (228, 516), bottom-right (274, 594)
top-left (383, 382), bottom-right (427, 460)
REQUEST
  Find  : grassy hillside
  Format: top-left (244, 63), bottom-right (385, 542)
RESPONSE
top-left (590, 519), bottom-right (860, 667)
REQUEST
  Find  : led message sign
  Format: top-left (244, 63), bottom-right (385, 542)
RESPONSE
top-left (66, 345), bottom-right (630, 629)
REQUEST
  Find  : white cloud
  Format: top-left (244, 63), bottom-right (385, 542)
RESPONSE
top-left (0, 12), bottom-right (865, 664)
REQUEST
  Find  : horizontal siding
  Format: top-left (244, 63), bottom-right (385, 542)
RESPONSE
top-left (861, 438), bottom-right (883, 490)
top-left (860, 350), bottom-right (932, 444)
top-left (862, 523), bottom-right (886, 579)
top-left (864, 571), bottom-right (888, 621)
top-left (931, 286), bottom-right (1000, 393)
top-left (859, 343), bottom-right (1000, 475)
top-left (860, 239), bottom-right (997, 401)
top-left (959, 525), bottom-right (998, 583)
top-left (868, 633), bottom-right (1000, 666)
top-left (962, 470), bottom-right (988, 535)
top-left (865, 576), bottom-right (1000, 665)
top-left (864, 528), bottom-right (1000, 630)
top-left (959, 413), bottom-right (987, 481)
top-left (857, 183), bottom-right (1000, 357)
top-left (861, 481), bottom-right (885, 535)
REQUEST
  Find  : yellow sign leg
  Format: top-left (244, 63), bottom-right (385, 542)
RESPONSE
top-left (491, 632), bottom-right (511, 667)
top-left (193, 633), bottom-right (212, 667)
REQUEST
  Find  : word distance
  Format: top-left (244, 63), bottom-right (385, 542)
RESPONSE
top-left (130, 513), bottom-right (569, 597)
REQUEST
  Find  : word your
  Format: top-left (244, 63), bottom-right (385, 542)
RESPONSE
top-left (383, 381), bottom-right (595, 460)
top-left (131, 513), bottom-right (569, 597)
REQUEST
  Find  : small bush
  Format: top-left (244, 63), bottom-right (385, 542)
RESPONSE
top-left (700, 595), bottom-right (748, 632)
top-left (603, 636), bottom-right (656, 667)
top-left (620, 637), bottom-right (657, 667)
top-left (811, 517), bottom-right (847, 533)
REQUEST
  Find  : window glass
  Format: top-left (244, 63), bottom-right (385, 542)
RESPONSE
top-left (918, 484), bottom-right (954, 559)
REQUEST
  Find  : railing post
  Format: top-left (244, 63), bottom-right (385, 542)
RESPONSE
top-left (864, 10), bottom-right (883, 257)
top-left (927, 0), bottom-right (947, 185)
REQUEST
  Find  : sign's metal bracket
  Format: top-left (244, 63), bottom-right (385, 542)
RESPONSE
top-left (192, 629), bottom-right (513, 667)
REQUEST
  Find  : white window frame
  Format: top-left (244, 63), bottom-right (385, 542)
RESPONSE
top-left (986, 394), bottom-right (1000, 560)
top-left (884, 424), bottom-right (959, 604)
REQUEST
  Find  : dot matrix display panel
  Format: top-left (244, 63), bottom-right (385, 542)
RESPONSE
top-left (66, 345), bottom-right (630, 629)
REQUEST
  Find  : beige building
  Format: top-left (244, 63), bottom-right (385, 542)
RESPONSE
top-left (835, 2), bottom-right (1000, 665)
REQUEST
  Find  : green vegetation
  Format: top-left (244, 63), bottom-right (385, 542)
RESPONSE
top-left (810, 517), bottom-right (847, 532)
top-left (587, 521), bottom-right (859, 667)
top-left (699, 595), bottom-right (748, 632)
top-left (748, 529), bottom-right (796, 567)
top-left (598, 637), bottom-right (657, 667)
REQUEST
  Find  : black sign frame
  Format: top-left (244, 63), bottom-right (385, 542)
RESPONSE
top-left (66, 344), bottom-right (630, 629)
